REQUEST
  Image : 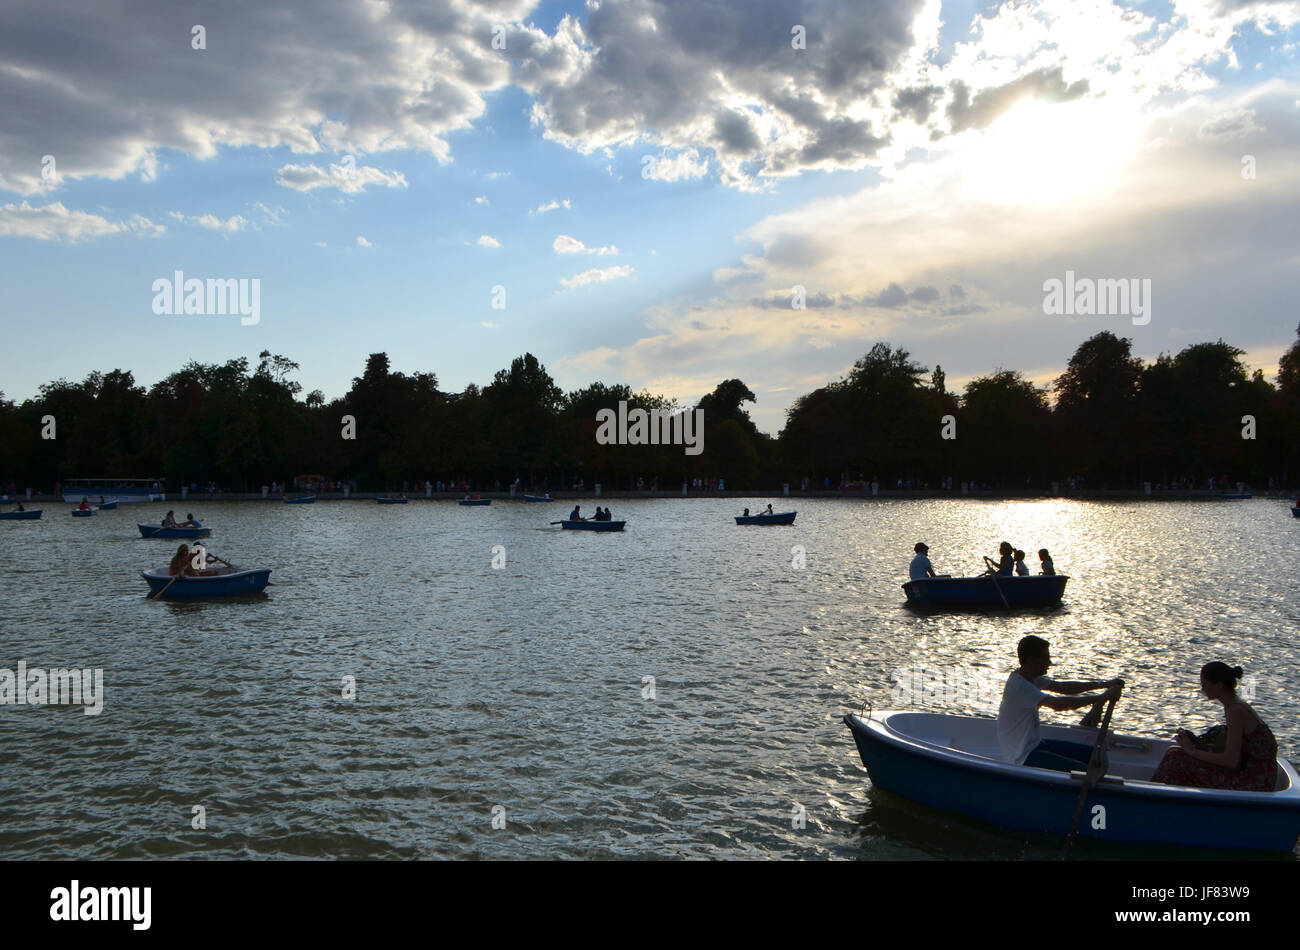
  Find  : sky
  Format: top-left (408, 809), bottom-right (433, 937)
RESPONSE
top-left (2, 0), bottom-right (1299, 435)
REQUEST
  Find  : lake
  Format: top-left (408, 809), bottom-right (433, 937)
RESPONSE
top-left (1, 497), bottom-right (1296, 859)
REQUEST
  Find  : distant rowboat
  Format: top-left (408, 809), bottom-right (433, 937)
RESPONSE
top-left (1220, 493), bottom-right (1253, 500)
top-left (903, 574), bottom-right (1068, 609)
top-left (735, 511), bottom-right (796, 525)
top-left (141, 566), bottom-right (270, 599)
top-left (560, 520), bottom-right (624, 531)
top-left (0, 509), bottom-right (41, 520)
top-left (522, 495), bottom-right (553, 502)
top-left (1292, 507), bottom-right (1299, 518)
top-left (284, 496), bottom-right (316, 504)
top-left (459, 498), bottom-right (491, 506)
top-left (97, 500), bottom-right (119, 510)
top-left (138, 523), bottom-right (212, 539)
top-left (376, 497), bottom-right (408, 504)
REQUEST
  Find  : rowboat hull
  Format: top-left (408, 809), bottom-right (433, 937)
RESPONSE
top-left (284, 496), bottom-right (316, 504)
top-left (141, 567), bottom-right (270, 599)
top-left (96, 500), bottom-right (119, 509)
top-left (0, 509), bottom-right (41, 520)
top-left (376, 498), bottom-right (408, 504)
top-left (735, 511), bottom-right (796, 525)
top-left (522, 495), bottom-right (552, 502)
top-left (1220, 493), bottom-right (1253, 500)
top-left (138, 523), bottom-right (212, 539)
top-left (561, 520), bottom-right (625, 531)
top-left (1292, 507), bottom-right (1299, 518)
top-left (71, 508), bottom-right (96, 517)
top-left (844, 711), bottom-right (1300, 851)
top-left (459, 499), bottom-right (491, 506)
top-left (903, 574), bottom-right (1068, 608)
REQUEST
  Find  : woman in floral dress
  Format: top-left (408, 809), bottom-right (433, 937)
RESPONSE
top-left (1150, 662), bottom-right (1278, 791)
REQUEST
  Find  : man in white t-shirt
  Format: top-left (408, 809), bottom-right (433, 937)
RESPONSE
top-left (997, 635), bottom-right (1123, 769)
top-left (909, 542), bottom-right (936, 581)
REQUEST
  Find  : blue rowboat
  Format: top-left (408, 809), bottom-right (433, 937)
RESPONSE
top-left (735, 511), bottom-right (796, 525)
top-left (376, 497), bottom-right (408, 504)
top-left (560, 520), bottom-right (624, 531)
top-left (844, 710), bottom-right (1300, 851)
top-left (459, 498), bottom-right (491, 506)
top-left (95, 500), bottom-right (119, 510)
top-left (0, 509), bottom-right (41, 520)
top-left (71, 508), bottom-right (96, 517)
top-left (284, 495), bottom-right (316, 504)
top-left (141, 566), bottom-right (270, 599)
top-left (1291, 507), bottom-right (1299, 518)
top-left (523, 495), bottom-right (553, 502)
top-left (1220, 493), bottom-right (1253, 500)
top-left (903, 574), bottom-right (1068, 608)
top-left (138, 523), bottom-right (212, 539)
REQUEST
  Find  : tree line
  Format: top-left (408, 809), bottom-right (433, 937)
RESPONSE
top-left (2, 329), bottom-right (1299, 493)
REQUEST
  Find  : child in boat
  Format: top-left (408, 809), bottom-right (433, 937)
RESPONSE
top-left (990, 541), bottom-right (1014, 575)
top-left (765, 504), bottom-right (774, 515)
top-left (1150, 663), bottom-right (1278, 791)
top-left (162, 510), bottom-right (178, 527)
top-left (742, 508), bottom-right (750, 517)
top-left (1013, 550), bottom-right (1030, 575)
top-left (910, 542), bottom-right (936, 580)
top-left (1038, 549), bottom-right (1055, 575)
top-left (78, 497), bottom-right (91, 510)
top-left (181, 512), bottom-right (201, 527)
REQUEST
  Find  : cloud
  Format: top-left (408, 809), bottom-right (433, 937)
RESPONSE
top-left (0, 1), bottom-right (527, 194)
top-left (560, 265), bottom-right (635, 289)
top-left (553, 234), bottom-right (617, 255)
top-left (0, 201), bottom-right (163, 241)
top-left (1198, 107), bottom-right (1264, 141)
top-left (356, 235), bottom-right (372, 247)
top-left (168, 211), bottom-right (248, 232)
top-left (274, 162), bottom-right (408, 194)
top-left (946, 67), bottom-right (1090, 134)
top-left (477, 234), bottom-right (501, 248)
top-left (474, 195), bottom-right (490, 205)
top-left (530, 198), bottom-right (572, 215)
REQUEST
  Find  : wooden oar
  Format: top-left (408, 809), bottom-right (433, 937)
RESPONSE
top-left (983, 556), bottom-right (1011, 610)
top-left (1063, 687), bottom-right (1122, 859)
top-left (151, 574), bottom-right (181, 601)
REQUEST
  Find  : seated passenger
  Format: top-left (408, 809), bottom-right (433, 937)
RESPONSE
top-left (1149, 663), bottom-right (1278, 791)
top-left (1013, 549), bottom-right (1030, 575)
top-left (168, 544), bottom-right (191, 577)
top-left (909, 542), bottom-right (936, 580)
top-left (1038, 549), bottom-right (1055, 575)
top-left (997, 635), bottom-right (1123, 770)
top-left (161, 510), bottom-right (178, 527)
top-left (992, 541), bottom-right (1014, 576)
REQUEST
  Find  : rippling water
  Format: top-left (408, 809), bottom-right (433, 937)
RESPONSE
top-left (1, 497), bottom-right (1297, 859)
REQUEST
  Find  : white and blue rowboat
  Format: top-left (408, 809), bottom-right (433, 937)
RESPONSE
top-left (844, 710), bottom-right (1300, 851)
top-left (141, 566), bottom-right (271, 599)
top-left (459, 498), bottom-right (491, 506)
top-left (1220, 492), bottom-right (1253, 500)
top-left (904, 574), bottom-right (1067, 608)
top-left (138, 523), bottom-right (212, 539)
top-left (735, 511), bottom-right (796, 525)
top-left (522, 495), bottom-right (552, 502)
top-left (284, 495), bottom-right (316, 504)
top-left (376, 497), bottom-right (408, 504)
top-left (1292, 507), bottom-right (1299, 518)
top-left (0, 509), bottom-right (41, 520)
top-left (560, 520), bottom-right (624, 531)
top-left (71, 507), bottom-right (97, 517)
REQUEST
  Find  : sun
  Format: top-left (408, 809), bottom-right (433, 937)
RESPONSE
top-left (961, 97), bottom-right (1141, 205)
